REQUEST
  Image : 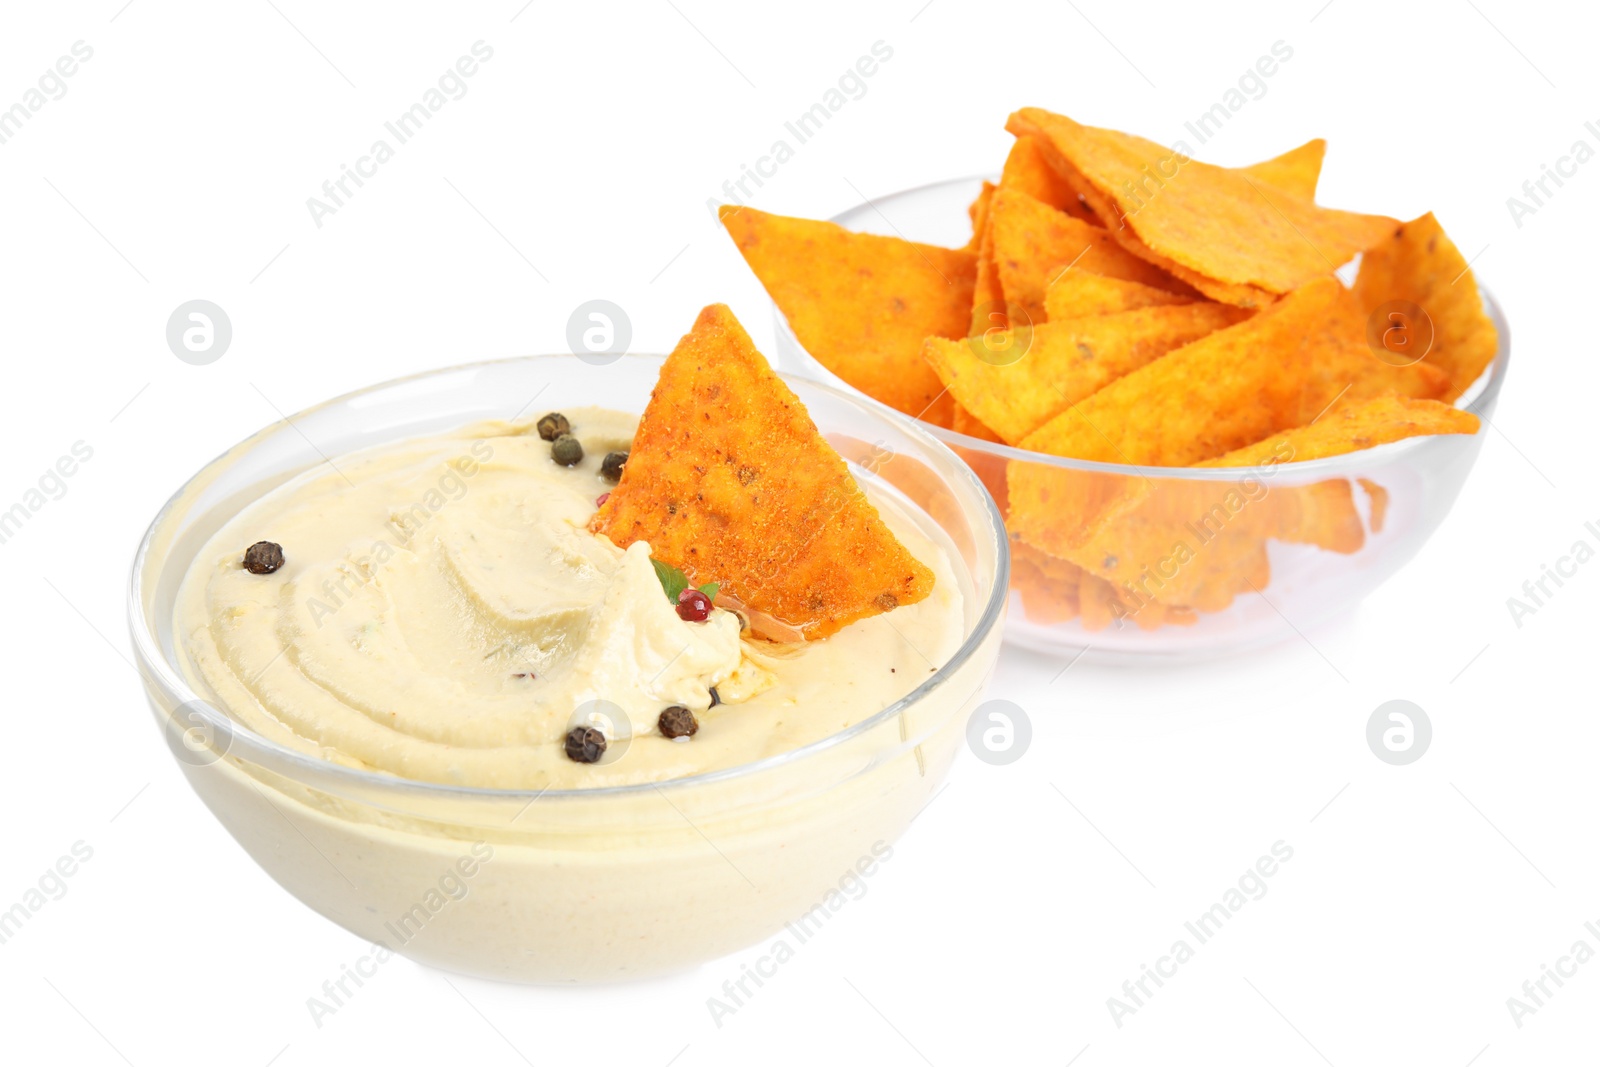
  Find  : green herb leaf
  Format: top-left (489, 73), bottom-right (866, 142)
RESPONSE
top-left (650, 558), bottom-right (720, 606)
top-left (651, 558), bottom-right (689, 603)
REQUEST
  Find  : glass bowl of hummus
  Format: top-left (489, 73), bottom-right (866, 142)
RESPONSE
top-left (129, 353), bottom-right (1007, 983)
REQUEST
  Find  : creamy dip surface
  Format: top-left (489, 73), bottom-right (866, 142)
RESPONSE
top-left (175, 408), bottom-right (965, 790)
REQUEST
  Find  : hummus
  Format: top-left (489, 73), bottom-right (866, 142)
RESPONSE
top-left (175, 408), bottom-right (964, 790)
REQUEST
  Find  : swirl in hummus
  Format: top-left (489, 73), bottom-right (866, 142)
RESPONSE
top-left (176, 408), bottom-right (964, 790)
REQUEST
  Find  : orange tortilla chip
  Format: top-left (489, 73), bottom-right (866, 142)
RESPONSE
top-left (972, 139), bottom-right (1103, 335)
top-left (1358, 478), bottom-right (1390, 533)
top-left (1353, 212), bottom-right (1499, 403)
top-left (951, 441), bottom-right (1010, 517)
top-left (1040, 478), bottom-right (1275, 613)
top-left (1199, 395), bottom-right (1480, 467)
top-left (1082, 520), bottom-right (1275, 618)
top-left (1266, 479), bottom-right (1365, 555)
top-left (1011, 470), bottom-right (1350, 617)
top-left (1010, 538), bottom-right (1081, 623)
top-left (1100, 472), bottom-right (1360, 559)
top-left (970, 211), bottom-right (1007, 337)
top-left (1286, 281), bottom-right (1451, 423)
top-left (1100, 142), bottom-right (1326, 308)
top-left (1077, 573), bottom-right (1115, 631)
top-left (1007, 108), bottom-right (1397, 298)
top-left (1181, 532), bottom-right (1270, 613)
top-left (1078, 573), bottom-right (1126, 631)
top-left (1077, 570), bottom-right (1172, 631)
top-left (1001, 136), bottom-right (1097, 224)
top-left (1239, 138), bottom-right (1326, 201)
top-left (591, 304), bottom-right (934, 640)
top-left (924, 303), bottom-right (1249, 445)
top-left (1044, 270), bottom-right (1194, 321)
top-left (1016, 278), bottom-right (1443, 466)
top-left (963, 180), bottom-right (995, 252)
top-left (1113, 476), bottom-right (1363, 557)
top-left (1109, 239), bottom-right (1277, 309)
top-left (1128, 602), bottom-right (1169, 631)
top-left (1004, 463), bottom-right (1146, 565)
top-left (825, 435), bottom-right (972, 559)
top-left (719, 205), bottom-right (971, 426)
top-left (1104, 135), bottom-right (1328, 307)
top-left (990, 188), bottom-right (1188, 326)
top-left (951, 400), bottom-right (1004, 443)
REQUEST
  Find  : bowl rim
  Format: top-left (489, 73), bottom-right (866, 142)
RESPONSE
top-left (127, 352), bottom-right (1010, 802)
top-left (799, 174), bottom-right (1512, 481)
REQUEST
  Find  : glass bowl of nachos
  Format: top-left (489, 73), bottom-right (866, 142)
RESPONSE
top-left (723, 108), bottom-right (1507, 656)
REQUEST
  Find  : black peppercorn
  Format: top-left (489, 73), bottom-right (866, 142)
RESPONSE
top-left (243, 541), bottom-right (284, 574)
top-left (564, 726), bottom-right (607, 763)
top-left (658, 706), bottom-right (698, 739)
top-left (536, 412), bottom-right (570, 441)
top-left (551, 434), bottom-right (584, 466)
top-left (600, 450), bottom-right (628, 484)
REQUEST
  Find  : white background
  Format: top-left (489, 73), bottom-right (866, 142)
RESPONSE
top-left (0, 1), bottom-right (1594, 1064)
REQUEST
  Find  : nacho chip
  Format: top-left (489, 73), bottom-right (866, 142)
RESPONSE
top-left (1125, 473), bottom-right (1368, 558)
top-left (952, 400), bottom-right (1004, 443)
top-left (1041, 476), bottom-right (1274, 613)
top-left (1353, 212), bottom-right (1499, 402)
top-left (1013, 537), bottom-right (1082, 582)
top-left (963, 180), bottom-right (995, 252)
top-left (1286, 280), bottom-right (1451, 423)
top-left (1013, 458), bottom-right (1361, 593)
top-left (1077, 570), bottom-right (1173, 631)
top-left (719, 205), bottom-right (971, 426)
top-left (1239, 138), bottom-right (1326, 201)
top-left (1113, 240), bottom-right (1278, 308)
top-left (1266, 479), bottom-right (1365, 554)
top-left (1005, 462), bottom-right (1146, 565)
top-left (924, 303), bottom-right (1249, 445)
top-left (1033, 139), bottom-right (1326, 309)
top-left (989, 188), bottom-right (1187, 325)
top-left (1078, 573), bottom-right (1129, 631)
top-left (824, 434), bottom-right (973, 558)
top-left (952, 440), bottom-right (1010, 517)
top-left (591, 304), bottom-right (934, 640)
top-left (1010, 538), bottom-right (1082, 623)
top-left (1044, 270), bottom-right (1194, 320)
top-left (1016, 278), bottom-right (1441, 466)
top-left (1199, 395), bottom-right (1480, 467)
top-left (1178, 531), bottom-right (1270, 613)
top-left (970, 211), bottom-right (1008, 336)
top-left (1358, 478), bottom-right (1390, 533)
top-left (1007, 108), bottom-right (1397, 298)
top-left (1077, 573), bottom-right (1115, 631)
top-left (1001, 136), bottom-right (1097, 223)
top-left (1015, 286), bottom-right (1320, 465)
top-left (1080, 512), bottom-right (1273, 617)
top-left (1116, 475), bottom-right (1362, 556)
top-left (1128, 601), bottom-right (1169, 631)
